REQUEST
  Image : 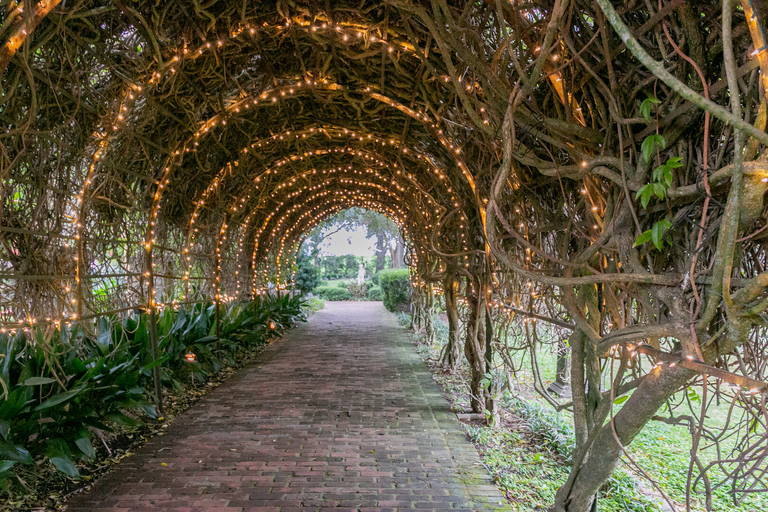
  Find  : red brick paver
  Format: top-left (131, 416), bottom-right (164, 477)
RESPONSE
top-left (65, 302), bottom-right (511, 511)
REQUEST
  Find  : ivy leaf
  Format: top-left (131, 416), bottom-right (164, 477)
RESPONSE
top-left (641, 134), bottom-right (666, 162)
top-left (663, 167), bottom-right (673, 187)
top-left (666, 156), bottom-right (683, 168)
top-left (635, 184), bottom-right (654, 208)
top-left (651, 219), bottom-right (673, 251)
top-left (634, 229), bottom-right (653, 247)
top-left (639, 95), bottom-right (660, 120)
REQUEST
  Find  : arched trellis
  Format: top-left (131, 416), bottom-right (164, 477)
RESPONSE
top-left (3, 1), bottom-right (768, 510)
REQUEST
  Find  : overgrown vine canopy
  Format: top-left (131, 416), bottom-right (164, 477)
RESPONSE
top-left (2, 0), bottom-right (768, 510)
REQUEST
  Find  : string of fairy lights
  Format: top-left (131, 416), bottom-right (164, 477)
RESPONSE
top-left (178, 121), bottom-right (471, 303)
top-left (4, 9), bottom-right (593, 332)
top-left (8, 12), bottom-right (538, 342)
top-left (254, 185), bottom-right (408, 291)
top-left (2, 7), bottom-right (764, 402)
top-left (55, 12), bottom-right (495, 330)
top-left (267, 191), bottom-right (409, 290)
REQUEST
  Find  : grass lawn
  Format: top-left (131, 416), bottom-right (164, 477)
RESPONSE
top-left (401, 314), bottom-right (767, 512)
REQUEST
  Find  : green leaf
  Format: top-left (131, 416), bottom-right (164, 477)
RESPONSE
top-left (651, 221), bottom-right (668, 250)
top-left (22, 377), bottom-right (57, 386)
top-left (639, 95), bottom-right (660, 120)
top-left (614, 395), bottom-right (629, 405)
top-left (0, 460), bottom-right (15, 472)
top-left (34, 386), bottom-right (86, 411)
top-left (106, 412), bottom-right (141, 427)
top-left (49, 456), bottom-right (80, 478)
top-left (635, 184), bottom-right (654, 208)
top-left (666, 156), bottom-right (683, 168)
top-left (634, 229), bottom-right (653, 247)
top-left (641, 134), bottom-right (666, 162)
top-left (0, 442), bottom-right (33, 465)
top-left (75, 437), bottom-right (96, 459)
top-left (663, 167), bottom-right (673, 187)
top-left (652, 182), bottom-right (668, 199)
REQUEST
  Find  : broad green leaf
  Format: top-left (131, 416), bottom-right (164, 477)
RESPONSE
top-left (106, 412), bottom-right (141, 427)
top-left (0, 460), bottom-right (15, 472)
top-left (641, 134), bottom-right (666, 162)
top-left (34, 386), bottom-right (85, 411)
top-left (75, 437), bottom-right (96, 459)
top-left (50, 456), bottom-right (80, 478)
top-left (0, 441), bottom-right (33, 465)
top-left (634, 230), bottom-right (653, 247)
top-left (614, 395), bottom-right (629, 405)
top-left (653, 182), bottom-right (667, 199)
top-left (22, 377), bottom-right (57, 386)
top-left (651, 221), bottom-right (667, 250)
top-left (666, 156), bottom-right (683, 168)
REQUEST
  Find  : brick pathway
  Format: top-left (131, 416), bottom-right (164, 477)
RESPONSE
top-left (65, 302), bottom-right (511, 511)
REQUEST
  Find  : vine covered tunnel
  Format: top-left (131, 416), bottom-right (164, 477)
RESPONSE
top-left (2, 0), bottom-right (768, 510)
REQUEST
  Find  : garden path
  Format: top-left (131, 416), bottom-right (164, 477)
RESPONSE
top-left (64, 301), bottom-right (511, 512)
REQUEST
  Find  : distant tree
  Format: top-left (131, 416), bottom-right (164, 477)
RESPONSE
top-left (300, 208), bottom-right (403, 272)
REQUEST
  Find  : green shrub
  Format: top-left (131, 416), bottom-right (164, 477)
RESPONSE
top-left (314, 286), bottom-right (353, 301)
top-left (294, 263), bottom-right (320, 294)
top-left (378, 269), bottom-right (411, 312)
top-left (367, 285), bottom-right (383, 301)
top-left (0, 294), bottom-right (307, 492)
top-left (345, 282), bottom-right (370, 300)
top-left (303, 297), bottom-right (325, 314)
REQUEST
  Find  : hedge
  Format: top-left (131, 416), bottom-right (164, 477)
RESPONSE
top-left (377, 269), bottom-right (411, 312)
top-left (314, 286), bottom-right (353, 301)
top-left (367, 285), bottom-right (383, 301)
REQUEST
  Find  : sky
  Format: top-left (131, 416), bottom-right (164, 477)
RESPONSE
top-left (317, 225), bottom-right (377, 257)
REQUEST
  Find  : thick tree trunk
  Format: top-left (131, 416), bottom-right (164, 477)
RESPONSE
top-left (375, 236), bottom-right (387, 271)
top-left (441, 276), bottom-right (463, 372)
top-left (553, 365), bottom-right (694, 511)
top-left (464, 285), bottom-right (492, 413)
top-left (391, 238), bottom-right (403, 268)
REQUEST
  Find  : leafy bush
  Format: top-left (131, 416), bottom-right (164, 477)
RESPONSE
top-left (303, 297), bottom-right (325, 314)
top-left (0, 294), bottom-right (306, 493)
top-left (314, 286), bottom-right (353, 301)
top-left (294, 262), bottom-right (320, 294)
top-left (345, 282), bottom-right (370, 300)
top-left (378, 269), bottom-right (411, 312)
top-left (367, 285), bottom-right (382, 301)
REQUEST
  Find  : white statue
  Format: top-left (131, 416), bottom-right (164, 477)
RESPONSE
top-left (357, 263), bottom-right (365, 286)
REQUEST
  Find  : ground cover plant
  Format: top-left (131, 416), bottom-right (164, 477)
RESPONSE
top-left (0, 294), bottom-right (306, 507)
top-left (401, 310), bottom-right (768, 512)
